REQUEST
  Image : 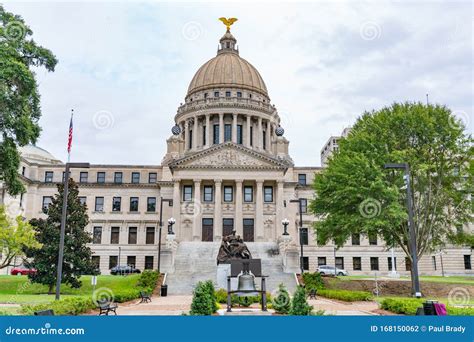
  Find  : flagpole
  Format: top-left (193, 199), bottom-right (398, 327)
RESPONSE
top-left (67, 109), bottom-right (73, 163)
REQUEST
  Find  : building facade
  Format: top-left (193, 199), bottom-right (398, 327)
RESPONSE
top-left (1, 28), bottom-right (472, 279)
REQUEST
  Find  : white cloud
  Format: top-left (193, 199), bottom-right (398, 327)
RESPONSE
top-left (4, 0), bottom-right (472, 166)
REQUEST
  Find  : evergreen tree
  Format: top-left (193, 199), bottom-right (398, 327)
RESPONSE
top-left (24, 178), bottom-right (95, 294)
top-left (289, 286), bottom-right (313, 315)
top-left (190, 281), bottom-right (215, 315)
top-left (272, 283), bottom-right (291, 314)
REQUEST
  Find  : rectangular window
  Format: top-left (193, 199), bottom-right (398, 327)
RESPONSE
top-left (203, 186), bottom-right (214, 202)
top-left (223, 218), bottom-right (234, 237)
top-left (432, 256), bottom-right (437, 270)
top-left (224, 186), bottom-right (233, 202)
top-left (244, 186), bottom-right (253, 202)
top-left (128, 227), bottom-right (137, 244)
top-left (370, 257), bottom-right (379, 271)
top-left (263, 130), bottom-right (266, 149)
top-left (300, 199), bottom-right (308, 213)
top-left (114, 172), bottom-right (123, 184)
top-left (225, 91), bottom-right (231, 97)
top-left (464, 255), bottom-right (472, 270)
top-left (95, 197), bottom-right (104, 212)
top-left (148, 172), bottom-right (157, 183)
top-left (318, 257), bottom-right (327, 266)
top-left (250, 126), bottom-right (253, 146)
top-left (202, 125), bottom-right (206, 146)
top-left (93, 226), bottom-right (102, 244)
top-left (202, 218), bottom-right (214, 242)
top-left (147, 197), bottom-right (156, 212)
top-left (42, 196), bottom-right (53, 213)
top-left (237, 91), bottom-right (242, 98)
top-left (91, 256), bottom-right (100, 269)
top-left (45, 171), bottom-right (53, 183)
top-left (368, 233), bottom-right (377, 245)
top-left (351, 233), bottom-right (360, 245)
top-left (298, 174), bottom-right (307, 186)
top-left (264, 186), bottom-right (273, 202)
top-left (183, 185), bottom-right (193, 201)
top-left (109, 256), bottom-right (118, 269)
top-left (302, 256), bottom-right (309, 271)
top-left (146, 227), bottom-right (155, 244)
top-left (110, 227), bottom-right (120, 244)
top-left (131, 172), bottom-right (140, 184)
top-left (388, 257), bottom-right (397, 271)
top-left (112, 197), bottom-right (121, 212)
top-left (335, 257), bottom-right (344, 270)
top-left (237, 125), bottom-right (243, 144)
top-left (224, 124), bottom-right (232, 142)
top-left (300, 228), bottom-right (308, 245)
top-left (79, 196), bottom-right (87, 206)
top-left (243, 218), bottom-right (254, 242)
top-left (130, 197), bottom-right (139, 212)
top-left (353, 257), bottom-right (362, 271)
top-left (80, 172), bottom-right (88, 183)
top-left (405, 257), bottom-right (412, 271)
top-left (213, 125), bottom-right (219, 144)
top-left (188, 129), bottom-right (193, 149)
top-left (127, 256), bottom-right (136, 268)
top-left (214, 91), bottom-right (219, 97)
top-left (97, 172), bottom-right (106, 183)
top-left (145, 256), bottom-right (154, 270)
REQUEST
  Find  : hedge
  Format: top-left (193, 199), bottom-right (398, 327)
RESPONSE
top-left (317, 289), bottom-right (372, 302)
top-left (380, 298), bottom-right (474, 316)
top-left (215, 288), bottom-right (272, 307)
top-left (302, 272), bottom-right (325, 292)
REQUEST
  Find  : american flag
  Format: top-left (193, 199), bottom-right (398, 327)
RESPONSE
top-left (67, 110), bottom-right (73, 155)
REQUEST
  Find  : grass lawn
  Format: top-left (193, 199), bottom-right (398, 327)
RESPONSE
top-left (341, 275), bottom-right (474, 285)
top-left (0, 274), bottom-right (140, 304)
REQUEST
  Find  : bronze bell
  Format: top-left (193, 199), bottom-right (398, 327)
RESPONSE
top-left (236, 261), bottom-right (258, 297)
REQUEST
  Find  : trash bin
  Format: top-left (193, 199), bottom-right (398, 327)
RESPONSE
top-left (423, 301), bottom-right (437, 316)
top-left (160, 284), bottom-right (168, 297)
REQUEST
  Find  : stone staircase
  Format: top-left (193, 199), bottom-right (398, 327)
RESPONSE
top-left (164, 241), bottom-right (297, 295)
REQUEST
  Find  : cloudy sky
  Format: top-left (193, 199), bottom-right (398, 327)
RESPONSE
top-left (4, 0), bottom-right (472, 166)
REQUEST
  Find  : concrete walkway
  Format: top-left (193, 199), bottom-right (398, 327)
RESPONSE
top-left (114, 295), bottom-right (381, 316)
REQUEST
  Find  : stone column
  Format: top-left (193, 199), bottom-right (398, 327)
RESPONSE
top-left (246, 115), bottom-right (251, 148)
top-left (172, 179), bottom-right (181, 239)
top-left (235, 180), bottom-right (243, 237)
top-left (193, 116), bottom-right (199, 150)
top-left (276, 180), bottom-right (284, 239)
top-left (256, 180), bottom-right (264, 241)
top-left (214, 179), bottom-right (222, 240)
top-left (219, 113), bottom-right (224, 144)
top-left (184, 120), bottom-right (189, 151)
top-left (266, 121), bottom-right (271, 152)
top-left (232, 113), bottom-right (238, 143)
top-left (193, 179), bottom-right (201, 241)
top-left (205, 114), bottom-right (211, 148)
top-left (257, 117), bottom-right (263, 150)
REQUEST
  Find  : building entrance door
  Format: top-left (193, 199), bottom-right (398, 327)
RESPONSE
top-left (202, 218), bottom-right (213, 241)
top-left (243, 218), bottom-right (254, 242)
top-left (223, 218), bottom-right (234, 236)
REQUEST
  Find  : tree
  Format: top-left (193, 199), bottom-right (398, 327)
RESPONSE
top-left (190, 281), bottom-right (216, 315)
top-left (272, 283), bottom-right (291, 314)
top-left (24, 178), bottom-right (95, 294)
top-left (310, 102), bottom-right (473, 294)
top-left (0, 205), bottom-right (41, 269)
top-left (0, 5), bottom-right (58, 195)
top-left (289, 286), bottom-right (312, 315)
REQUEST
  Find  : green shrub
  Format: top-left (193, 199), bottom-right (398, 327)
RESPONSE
top-left (446, 306), bottom-right (474, 316)
top-left (190, 281), bottom-right (216, 315)
top-left (214, 288), bottom-right (271, 308)
top-left (302, 272), bottom-right (325, 292)
top-left (136, 270), bottom-right (159, 291)
top-left (21, 297), bottom-right (95, 316)
top-left (113, 289), bottom-right (141, 303)
top-left (318, 289), bottom-right (372, 302)
top-left (289, 286), bottom-right (313, 315)
top-left (272, 283), bottom-right (291, 314)
top-left (380, 298), bottom-right (474, 316)
top-left (202, 280), bottom-right (219, 312)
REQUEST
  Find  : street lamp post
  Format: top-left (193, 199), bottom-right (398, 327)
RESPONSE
top-left (384, 163), bottom-right (421, 297)
top-left (56, 162), bottom-right (90, 300)
top-left (281, 218), bottom-right (290, 236)
top-left (167, 217), bottom-right (176, 235)
top-left (290, 199), bottom-right (305, 274)
top-left (158, 197), bottom-right (173, 272)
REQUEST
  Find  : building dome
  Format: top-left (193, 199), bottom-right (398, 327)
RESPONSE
top-left (19, 145), bottom-right (62, 165)
top-left (186, 31), bottom-right (268, 98)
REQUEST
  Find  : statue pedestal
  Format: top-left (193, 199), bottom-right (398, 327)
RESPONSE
top-left (216, 264), bottom-right (239, 290)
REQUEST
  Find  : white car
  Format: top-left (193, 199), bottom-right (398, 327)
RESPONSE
top-left (317, 265), bottom-right (348, 276)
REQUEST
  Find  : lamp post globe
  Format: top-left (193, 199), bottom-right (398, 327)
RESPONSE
top-left (281, 218), bottom-right (290, 235)
top-left (168, 217), bottom-right (176, 234)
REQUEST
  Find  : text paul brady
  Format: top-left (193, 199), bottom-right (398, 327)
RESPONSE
top-left (428, 325), bottom-right (465, 334)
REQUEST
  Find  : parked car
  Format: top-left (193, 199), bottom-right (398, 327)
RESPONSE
top-left (316, 265), bottom-right (348, 276)
top-left (10, 266), bottom-right (37, 276)
top-left (110, 265), bottom-right (141, 275)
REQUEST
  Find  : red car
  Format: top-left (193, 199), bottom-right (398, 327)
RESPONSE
top-left (10, 266), bottom-right (36, 276)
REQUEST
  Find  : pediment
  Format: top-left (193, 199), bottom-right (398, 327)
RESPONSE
top-left (169, 143), bottom-right (289, 171)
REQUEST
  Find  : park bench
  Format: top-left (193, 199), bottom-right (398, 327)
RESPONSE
top-left (97, 299), bottom-right (118, 316)
top-left (34, 309), bottom-right (54, 316)
top-left (307, 289), bottom-right (317, 300)
top-left (139, 291), bottom-right (152, 303)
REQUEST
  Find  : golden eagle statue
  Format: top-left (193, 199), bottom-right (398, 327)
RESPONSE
top-left (219, 17), bottom-right (238, 31)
